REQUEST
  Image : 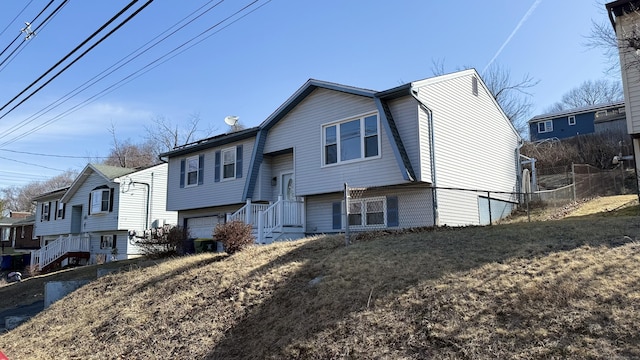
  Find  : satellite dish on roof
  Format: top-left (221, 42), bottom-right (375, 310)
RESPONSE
top-left (224, 115), bottom-right (239, 126)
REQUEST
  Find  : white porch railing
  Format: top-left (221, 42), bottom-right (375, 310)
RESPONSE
top-left (228, 197), bottom-right (304, 243)
top-left (257, 198), bottom-right (303, 243)
top-left (227, 199), bottom-right (269, 226)
top-left (31, 234), bottom-right (90, 270)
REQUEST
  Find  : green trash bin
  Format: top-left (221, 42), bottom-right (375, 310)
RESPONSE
top-left (194, 238), bottom-right (215, 253)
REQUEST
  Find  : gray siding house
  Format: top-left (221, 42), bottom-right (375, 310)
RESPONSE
top-left (32, 163), bottom-right (177, 269)
top-left (607, 0), bottom-right (640, 190)
top-left (161, 69), bottom-right (522, 243)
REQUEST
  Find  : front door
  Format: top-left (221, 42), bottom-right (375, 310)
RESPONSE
top-left (281, 172), bottom-right (295, 200)
top-left (280, 172), bottom-right (298, 225)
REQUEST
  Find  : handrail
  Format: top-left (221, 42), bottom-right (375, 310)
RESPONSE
top-left (31, 234), bottom-right (90, 270)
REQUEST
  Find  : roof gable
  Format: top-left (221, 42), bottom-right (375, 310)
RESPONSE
top-left (61, 163), bottom-right (137, 203)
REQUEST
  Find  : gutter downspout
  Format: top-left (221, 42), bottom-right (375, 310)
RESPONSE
top-left (410, 87), bottom-right (439, 226)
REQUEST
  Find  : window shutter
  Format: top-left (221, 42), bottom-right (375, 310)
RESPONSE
top-left (40, 204), bottom-right (44, 222)
top-left (332, 202), bottom-right (342, 230)
top-left (113, 234), bottom-right (117, 249)
top-left (47, 202), bottom-right (51, 221)
top-left (236, 145), bottom-right (243, 178)
top-left (109, 188), bottom-right (115, 212)
top-left (180, 159), bottom-right (185, 188)
top-left (387, 196), bottom-right (399, 227)
top-left (62, 203), bottom-right (66, 219)
top-left (54, 201), bottom-right (58, 220)
top-left (198, 154), bottom-right (204, 185)
top-left (88, 192), bottom-right (92, 215)
top-left (214, 150), bottom-right (221, 182)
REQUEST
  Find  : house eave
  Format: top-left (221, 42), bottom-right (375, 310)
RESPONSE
top-left (159, 128), bottom-right (260, 159)
top-left (528, 101), bottom-right (626, 123)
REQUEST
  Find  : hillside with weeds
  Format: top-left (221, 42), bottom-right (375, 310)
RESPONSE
top-left (1, 201), bottom-right (640, 358)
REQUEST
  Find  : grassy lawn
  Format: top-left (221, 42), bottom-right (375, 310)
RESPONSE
top-left (0, 197), bottom-right (639, 359)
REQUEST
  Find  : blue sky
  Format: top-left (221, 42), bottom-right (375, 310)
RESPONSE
top-left (0, 0), bottom-right (616, 188)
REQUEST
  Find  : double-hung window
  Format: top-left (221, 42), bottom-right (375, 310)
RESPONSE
top-left (90, 188), bottom-right (111, 214)
top-left (41, 202), bottom-right (50, 221)
top-left (222, 147), bottom-right (236, 180)
top-left (323, 113), bottom-right (379, 165)
top-left (348, 197), bottom-right (386, 227)
top-left (537, 120), bottom-right (553, 133)
top-left (186, 156), bottom-right (199, 186)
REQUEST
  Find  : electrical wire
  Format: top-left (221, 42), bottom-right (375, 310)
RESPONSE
top-left (0, 0), bottom-right (34, 38)
top-left (0, 0), bottom-right (269, 148)
top-left (0, 0), bottom-right (270, 175)
top-left (0, 0), bottom-right (142, 115)
top-left (0, 0), bottom-right (58, 69)
top-left (0, 0), bottom-right (223, 143)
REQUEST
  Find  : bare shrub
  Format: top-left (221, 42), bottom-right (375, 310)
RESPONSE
top-left (522, 130), bottom-right (630, 170)
top-left (214, 221), bottom-right (254, 255)
top-left (136, 225), bottom-right (186, 258)
top-left (25, 264), bottom-right (40, 277)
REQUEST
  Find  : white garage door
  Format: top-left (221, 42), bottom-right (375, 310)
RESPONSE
top-left (186, 216), bottom-right (223, 239)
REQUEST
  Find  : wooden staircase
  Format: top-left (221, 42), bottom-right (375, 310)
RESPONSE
top-left (31, 235), bottom-right (91, 272)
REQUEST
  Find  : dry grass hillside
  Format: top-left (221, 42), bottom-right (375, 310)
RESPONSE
top-left (1, 197), bottom-right (639, 359)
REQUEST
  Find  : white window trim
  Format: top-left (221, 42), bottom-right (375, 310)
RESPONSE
top-left (347, 196), bottom-right (387, 229)
top-left (100, 235), bottom-right (114, 249)
top-left (537, 120), bottom-right (553, 133)
top-left (185, 155), bottom-right (200, 188)
top-left (221, 146), bottom-right (237, 181)
top-left (42, 203), bottom-right (50, 221)
top-left (57, 202), bottom-right (64, 219)
top-left (568, 115), bottom-right (576, 126)
top-left (321, 112), bottom-right (381, 167)
top-left (91, 189), bottom-right (109, 214)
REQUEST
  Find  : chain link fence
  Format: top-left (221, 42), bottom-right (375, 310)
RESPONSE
top-left (342, 183), bottom-right (542, 244)
top-left (572, 163), bottom-right (637, 199)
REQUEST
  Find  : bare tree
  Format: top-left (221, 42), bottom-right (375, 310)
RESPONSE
top-left (103, 123), bottom-right (157, 168)
top-left (1, 169), bottom-right (77, 212)
top-left (586, 19), bottom-right (621, 74)
top-left (482, 64), bottom-right (538, 134)
top-left (545, 79), bottom-right (623, 112)
top-left (144, 113), bottom-right (216, 158)
top-left (586, 1), bottom-right (640, 74)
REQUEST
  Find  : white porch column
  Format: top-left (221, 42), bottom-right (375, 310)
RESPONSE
top-left (245, 198), bottom-right (252, 225)
top-left (257, 210), bottom-right (264, 244)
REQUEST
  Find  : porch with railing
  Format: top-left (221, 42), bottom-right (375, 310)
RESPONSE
top-left (31, 234), bottom-right (90, 270)
top-left (228, 196), bottom-right (305, 243)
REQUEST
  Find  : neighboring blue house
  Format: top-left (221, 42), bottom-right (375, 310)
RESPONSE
top-left (528, 101), bottom-right (626, 141)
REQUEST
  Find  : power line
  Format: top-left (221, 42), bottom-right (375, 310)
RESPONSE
top-left (0, 0), bottom-right (34, 38)
top-left (0, 0), bottom-right (271, 175)
top-left (0, 0), bottom-right (59, 70)
top-left (0, 148), bottom-right (107, 159)
top-left (0, 0), bottom-right (223, 144)
top-left (0, 0), bottom-right (144, 116)
top-left (0, 0), bottom-right (269, 147)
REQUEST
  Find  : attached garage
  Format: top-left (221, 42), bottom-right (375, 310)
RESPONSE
top-left (186, 216), bottom-right (223, 239)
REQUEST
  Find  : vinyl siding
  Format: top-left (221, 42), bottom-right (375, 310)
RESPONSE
top-left (117, 163), bottom-right (177, 232)
top-left (305, 184), bottom-right (434, 234)
top-left (167, 138), bottom-right (255, 211)
top-left (269, 153), bottom-right (294, 200)
top-left (34, 196), bottom-right (69, 237)
top-left (263, 88), bottom-right (407, 196)
top-left (617, 12), bottom-right (640, 135)
top-left (414, 71), bottom-right (519, 226)
top-left (388, 96), bottom-right (429, 181)
top-left (69, 172), bottom-right (119, 232)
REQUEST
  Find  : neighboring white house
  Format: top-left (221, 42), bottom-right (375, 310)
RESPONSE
top-left (32, 163), bottom-right (177, 269)
top-left (607, 0), bottom-right (640, 190)
top-left (160, 69), bottom-right (522, 244)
